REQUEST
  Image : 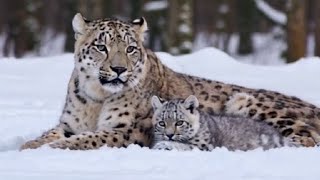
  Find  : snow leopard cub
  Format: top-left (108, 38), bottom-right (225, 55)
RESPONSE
top-left (151, 95), bottom-right (292, 151)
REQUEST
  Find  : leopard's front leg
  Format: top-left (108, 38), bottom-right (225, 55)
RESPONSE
top-left (49, 120), bottom-right (153, 150)
top-left (49, 131), bottom-right (120, 150)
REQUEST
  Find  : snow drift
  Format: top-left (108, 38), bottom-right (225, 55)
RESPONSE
top-left (0, 48), bottom-right (320, 180)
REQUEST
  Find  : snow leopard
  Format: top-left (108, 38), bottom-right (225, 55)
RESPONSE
top-left (21, 13), bottom-right (320, 151)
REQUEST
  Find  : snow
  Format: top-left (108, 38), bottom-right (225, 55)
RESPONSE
top-left (1, 146), bottom-right (320, 180)
top-left (1, 48), bottom-right (320, 179)
top-left (218, 3), bottom-right (229, 14)
top-left (181, 41), bottom-right (192, 50)
top-left (178, 24), bottom-right (191, 34)
top-left (0, 32), bottom-right (6, 57)
top-left (307, 34), bottom-right (316, 57)
top-left (255, 0), bottom-right (287, 25)
top-left (144, 1), bottom-right (168, 11)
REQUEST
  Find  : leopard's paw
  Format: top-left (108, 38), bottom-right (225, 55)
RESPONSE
top-left (20, 140), bottom-right (45, 150)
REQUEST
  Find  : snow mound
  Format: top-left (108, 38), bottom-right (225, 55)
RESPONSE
top-left (157, 48), bottom-right (320, 106)
top-left (0, 48), bottom-right (320, 179)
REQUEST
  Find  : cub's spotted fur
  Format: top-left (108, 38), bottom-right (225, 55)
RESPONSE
top-left (20, 13), bottom-right (320, 151)
top-left (151, 95), bottom-right (292, 151)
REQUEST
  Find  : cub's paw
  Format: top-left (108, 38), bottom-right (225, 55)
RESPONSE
top-left (152, 141), bottom-right (174, 150)
top-left (152, 141), bottom-right (194, 151)
top-left (282, 137), bottom-right (301, 147)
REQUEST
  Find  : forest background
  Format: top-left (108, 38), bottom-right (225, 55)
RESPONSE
top-left (0, 0), bottom-right (318, 64)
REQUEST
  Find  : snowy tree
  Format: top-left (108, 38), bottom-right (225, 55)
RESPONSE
top-left (286, 0), bottom-right (306, 63)
top-left (214, 0), bottom-right (232, 52)
top-left (167, 0), bottom-right (193, 55)
top-left (143, 0), bottom-right (168, 51)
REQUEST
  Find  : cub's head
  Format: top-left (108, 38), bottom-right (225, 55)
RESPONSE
top-left (151, 95), bottom-right (201, 142)
top-left (72, 13), bottom-right (148, 93)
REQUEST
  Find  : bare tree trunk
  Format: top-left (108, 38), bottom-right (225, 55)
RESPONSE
top-left (215, 0), bottom-right (233, 52)
top-left (64, 0), bottom-right (78, 52)
top-left (143, 0), bottom-right (168, 51)
top-left (3, 0), bottom-right (29, 58)
top-left (315, 0), bottom-right (320, 56)
top-left (286, 0), bottom-right (306, 63)
top-left (237, 0), bottom-right (255, 55)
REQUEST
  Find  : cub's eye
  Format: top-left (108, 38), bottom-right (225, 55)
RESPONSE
top-left (175, 121), bottom-right (184, 126)
top-left (96, 45), bottom-right (107, 52)
top-left (126, 46), bottom-right (136, 53)
top-left (158, 121), bottom-right (166, 127)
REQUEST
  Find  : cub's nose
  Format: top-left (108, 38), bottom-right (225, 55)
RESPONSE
top-left (110, 66), bottom-right (127, 75)
top-left (166, 134), bottom-right (174, 140)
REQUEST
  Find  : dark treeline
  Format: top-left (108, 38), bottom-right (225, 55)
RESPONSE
top-left (0, 0), bottom-right (318, 63)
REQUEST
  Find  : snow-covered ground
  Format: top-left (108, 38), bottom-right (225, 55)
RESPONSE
top-left (0, 48), bottom-right (320, 180)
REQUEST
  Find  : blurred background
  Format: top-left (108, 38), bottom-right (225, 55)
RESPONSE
top-left (0, 0), bottom-right (318, 65)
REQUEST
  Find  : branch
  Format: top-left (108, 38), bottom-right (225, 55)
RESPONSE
top-left (255, 0), bottom-right (287, 25)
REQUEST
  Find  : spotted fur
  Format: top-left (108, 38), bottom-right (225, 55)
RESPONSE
top-left (20, 13), bottom-right (320, 151)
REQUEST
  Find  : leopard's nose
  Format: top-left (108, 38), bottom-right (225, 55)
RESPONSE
top-left (110, 66), bottom-right (127, 75)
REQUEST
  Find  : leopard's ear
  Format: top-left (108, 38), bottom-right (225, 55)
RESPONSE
top-left (151, 96), bottom-right (163, 111)
top-left (72, 13), bottom-right (89, 40)
top-left (132, 17), bottom-right (148, 42)
top-left (184, 95), bottom-right (199, 114)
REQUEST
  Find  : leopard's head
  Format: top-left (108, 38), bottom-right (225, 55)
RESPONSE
top-left (151, 95), bottom-right (201, 142)
top-left (72, 13), bottom-right (148, 93)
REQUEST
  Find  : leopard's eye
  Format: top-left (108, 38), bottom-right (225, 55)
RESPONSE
top-left (158, 121), bottom-right (166, 127)
top-left (175, 121), bottom-right (184, 126)
top-left (96, 44), bottom-right (107, 52)
top-left (126, 46), bottom-right (136, 53)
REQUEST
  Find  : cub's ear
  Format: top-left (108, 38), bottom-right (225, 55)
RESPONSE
top-left (184, 95), bottom-right (199, 114)
top-left (151, 96), bottom-right (163, 111)
top-left (72, 13), bottom-right (89, 40)
top-left (132, 17), bottom-right (148, 42)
